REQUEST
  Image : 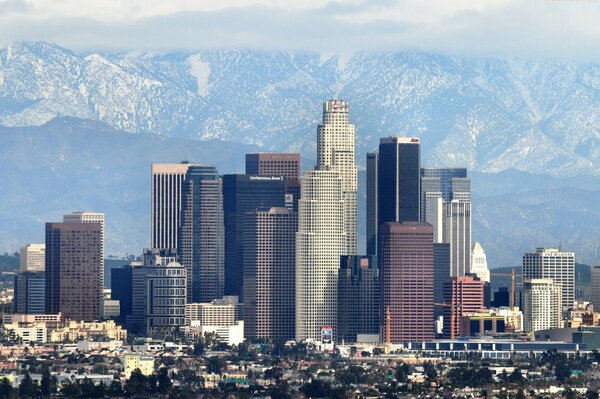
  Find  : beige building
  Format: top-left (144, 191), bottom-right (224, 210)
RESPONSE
top-left (523, 278), bottom-right (563, 333)
top-left (295, 169), bottom-right (346, 341)
top-left (19, 244), bottom-right (45, 272)
top-left (49, 320), bottom-right (127, 342)
top-left (523, 248), bottom-right (575, 311)
top-left (470, 242), bottom-right (490, 282)
top-left (186, 296), bottom-right (242, 326)
top-left (123, 354), bottom-right (154, 378)
top-left (316, 100), bottom-right (357, 255)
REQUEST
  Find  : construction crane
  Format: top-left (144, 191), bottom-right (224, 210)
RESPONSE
top-left (489, 267), bottom-right (522, 313)
top-left (434, 302), bottom-right (457, 339)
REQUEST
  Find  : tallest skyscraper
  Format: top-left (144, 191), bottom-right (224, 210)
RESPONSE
top-left (316, 100), bottom-right (358, 255)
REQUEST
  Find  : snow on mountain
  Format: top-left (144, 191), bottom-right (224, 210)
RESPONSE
top-left (1, 42), bottom-right (599, 177)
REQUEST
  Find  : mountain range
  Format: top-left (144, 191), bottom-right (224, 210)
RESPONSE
top-left (0, 42), bottom-right (599, 267)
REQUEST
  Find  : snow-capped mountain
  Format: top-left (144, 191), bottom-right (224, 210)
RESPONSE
top-left (1, 42), bottom-right (599, 177)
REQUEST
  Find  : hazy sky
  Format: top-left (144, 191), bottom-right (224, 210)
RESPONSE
top-left (1, 0), bottom-right (599, 59)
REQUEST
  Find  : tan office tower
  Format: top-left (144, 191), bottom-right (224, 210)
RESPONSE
top-left (316, 100), bottom-right (357, 255)
top-left (523, 278), bottom-right (563, 333)
top-left (63, 212), bottom-right (105, 292)
top-left (295, 170), bottom-right (346, 341)
top-left (46, 221), bottom-right (103, 321)
top-left (151, 163), bottom-right (199, 251)
top-left (243, 207), bottom-right (297, 340)
top-left (19, 243), bottom-right (45, 272)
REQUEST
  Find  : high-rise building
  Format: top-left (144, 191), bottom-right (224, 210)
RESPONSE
top-left (433, 243), bottom-right (451, 310)
top-left (245, 153), bottom-right (301, 180)
top-left (130, 249), bottom-right (187, 337)
top-left (443, 201), bottom-right (472, 277)
top-left (470, 242), bottom-right (490, 282)
top-left (420, 168), bottom-right (468, 202)
top-left (377, 137), bottom-right (421, 227)
top-left (379, 222), bottom-right (434, 343)
top-left (591, 266), bottom-right (600, 311)
top-left (223, 174), bottom-right (286, 298)
top-left (295, 170), bottom-right (346, 341)
top-left (63, 212), bottom-right (105, 290)
top-left (178, 165), bottom-right (224, 303)
top-left (522, 248), bottom-right (575, 311)
top-left (243, 207), bottom-right (296, 341)
top-left (337, 255), bottom-right (380, 343)
top-left (245, 153), bottom-right (302, 214)
top-left (523, 278), bottom-right (563, 333)
top-left (151, 162), bottom-right (199, 251)
top-left (420, 177), bottom-right (443, 242)
top-left (366, 152), bottom-right (378, 256)
top-left (111, 262), bottom-right (143, 324)
top-left (14, 271), bottom-right (45, 314)
top-left (442, 275), bottom-right (485, 338)
top-left (19, 244), bottom-right (45, 272)
top-left (45, 221), bottom-right (103, 321)
top-left (316, 100), bottom-right (358, 255)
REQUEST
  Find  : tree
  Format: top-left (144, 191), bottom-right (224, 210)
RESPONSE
top-left (395, 363), bottom-right (411, 383)
top-left (40, 368), bottom-right (56, 397)
top-left (108, 380), bottom-right (123, 397)
top-left (587, 389), bottom-right (599, 399)
top-left (508, 368), bottom-right (524, 384)
top-left (423, 362), bottom-right (438, 381)
top-left (193, 341), bottom-right (205, 357)
top-left (206, 357), bottom-right (227, 374)
top-left (124, 369), bottom-right (149, 396)
top-left (157, 367), bottom-right (173, 395)
top-left (0, 378), bottom-right (13, 399)
top-left (555, 362), bottom-right (572, 382)
top-left (19, 372), bottom-right (38, 398)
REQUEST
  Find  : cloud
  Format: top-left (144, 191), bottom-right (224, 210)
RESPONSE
top-left (0, 0), bottom-right (599, 60)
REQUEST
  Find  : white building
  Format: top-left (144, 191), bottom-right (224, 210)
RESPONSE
top-left (185, 321), bottom-right (245, 346)
top-left (151, 162), bottom-right (200, 251)
top-left (443, 201), bottom-right (471, 277)
top-left (523, 278), bottom-right (563, 333)
top-left (470, 242), bottom-right (490, 282)
top-left (316, 100), bottom-right (357, 255)
top-left (184, 296), bottom-right (244, 345)
top-left (19, 244), bottom-right (45, 272)
top-left (295, 169), bottom-right (346, 342)
top-left (522, 248), bottom-right (575, 311)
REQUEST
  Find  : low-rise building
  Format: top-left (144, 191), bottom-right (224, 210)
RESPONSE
top-left (123, 353), bottom-right (154, 378)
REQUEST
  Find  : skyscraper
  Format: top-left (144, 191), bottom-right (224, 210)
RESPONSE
top-left (433, 242), bottom-right (451, 310)
top-left (245, 153), bottom-right (301, 180)
top-left (223, 174), bottom-right (286, 298)
top-left (379, 222), bottom-right (434, 343)
top-left (592, 266), bottom-right (600, 311)
top-left (243, 207), bottom-right (297, 340)
top-left (470, 242), bottom-right (490, 282)
top-left (523, 278), bottom-right (563, 333)
top-left (522, 248), bottom-right (575, 311)
top-left (63, 212), bottom-right (105, 289)
top-left (442, 275), bottom-right (485, 338)
top-left (295, 170), bottom-right (346, 341)
top-left (420, 177), bottom-right (443, 242)
top-left (45, 220), bottom-right (103, 321)
top-left (14, 271), bottom-right (45, 314)
top-left (377, 137), bottom-right (421, 228)
top-left (337, 255), bottom-right (380, 343)
top-left (151, 162), bottom-right (199, 251)
top-left (420, 168), bottom-right (468, 202)
top-left (179, 165), bottom-right (224, 303)
top-left (19, 244), bottom-right (45, 272)
top-left (443, 201), bottom-right (472, 277)
top-left (366, 152), bottom-right (378, 256)
top-left (316, 100), bottom-right (357, 255)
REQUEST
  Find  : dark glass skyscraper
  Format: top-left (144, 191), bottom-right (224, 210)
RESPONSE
top-left (223, 174), bottom-right (285, 298)
top-left (377, 137), bottom-right (421, 224)
top-left (179, 165), bottom-right (224, 303)
top-left (337, 255), bottom-right (380, 343)
top-left (14, 271), bottom-right (45, 314)
top-left (366, 152), bottom-right (378, 256)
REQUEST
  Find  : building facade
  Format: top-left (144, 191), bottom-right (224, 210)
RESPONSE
top-left (14, 271), bottom-right (45, 314)
top-left (592, 266), bottom-right (600, 311)
top-left (45, 221), bottom-right (103, 322)
top-left (178, 165), bottom-right (224, 303)
top-left (19, 244), bottom-right (45, 272)
top-left (379, 222), bottom-right (434, 343)
top-left (337, 255), bottom-right (380, 343)
top-left (523, 278), bottom-right (563, 333)
top-left (366, 152), bottom-right (378, 256)
top-left (245, 153), bottom-right (301, 180)
top-left (470, 242), bottom-right (491, 282)
top-left (295, 170), bottom-right (346, 341)
top-left (442, 275), bottom-right (485, 338)
top-left (443, 201), bottom-right (472, 277)
top-left (223, 174), bottom-right (286, 298)
top-left (151, 162), bottom-right (199, 251)
top-left (316, 100), bottom-right (358, 255)
top-left (522, 248), bottom-right (575, 311)
top-left (243, 207), bottom-right (296, 341)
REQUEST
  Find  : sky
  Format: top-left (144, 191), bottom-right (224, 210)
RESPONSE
top-left (1, 0), bottom-right (600, 59)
